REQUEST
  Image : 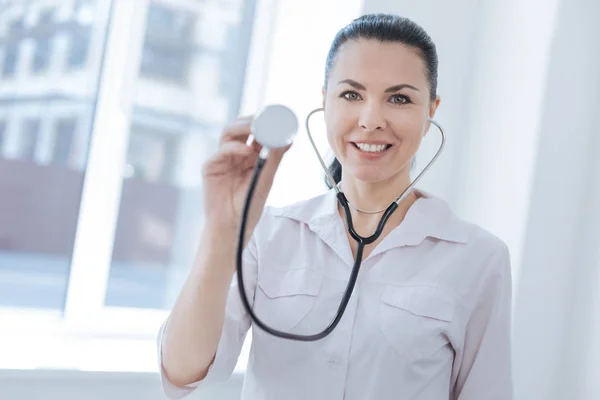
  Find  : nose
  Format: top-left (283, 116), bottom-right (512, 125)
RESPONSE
top-left (358, 102), bottom-right (386, 132)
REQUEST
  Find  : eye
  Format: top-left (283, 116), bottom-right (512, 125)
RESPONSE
top-left (389, 94), bottom-right (411, 105)
top-left (340, 90), bottom-right (362, 101)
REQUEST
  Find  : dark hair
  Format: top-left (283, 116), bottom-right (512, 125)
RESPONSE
top-left (323, 14), bottom-right (438, 188)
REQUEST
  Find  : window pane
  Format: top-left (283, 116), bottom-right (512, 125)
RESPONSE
top-left (31, 8), bottom-right (57, 73)
top-left (139, 3), bottom-right (194, 84)
top-left (68, 0), bottom-right (94, 68)
top-left (17, 118), bottom-right (40, 159)
top-left (1, 19), bottom-right (24, 78)
top-left (124, 124), bottom-right (178, 182)
top-left (0, 0), bottom-right (108, 310)
top-left (67, 27), bottom-right (91, 68)
top-left (32, 36), bottom-right (52, 73)
top-left (104, 0), bottom-right (258, 309)
top-left (52, 117), bottom-right (77, 165)
top-left (2, 44), bottom-right (19, 78)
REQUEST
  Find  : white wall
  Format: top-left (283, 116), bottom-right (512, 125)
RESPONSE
top-left (512, 0), bottom-right (600, 399)
top-left (365, 1), bottom-right (600, 400)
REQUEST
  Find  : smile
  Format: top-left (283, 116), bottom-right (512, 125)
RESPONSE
top-left (352, 143), bottom-right (392, 153)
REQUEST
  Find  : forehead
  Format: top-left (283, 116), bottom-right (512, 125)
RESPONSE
top-left (330, 39), bottom-right (428, 88)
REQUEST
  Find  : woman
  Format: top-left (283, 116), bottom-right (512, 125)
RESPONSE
top-left (159, 13), bottom-right (513, 400)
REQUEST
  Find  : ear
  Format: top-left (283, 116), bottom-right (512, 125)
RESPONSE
top-left (321, 87), bottom-right (326, 110)
top-left (424, 95), bottom-right (441, 135)
top-left (429, 95), bottom-right (441, 118)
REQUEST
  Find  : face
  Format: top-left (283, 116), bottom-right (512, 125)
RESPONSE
top-left (323, 39), bottom-right (440, 184)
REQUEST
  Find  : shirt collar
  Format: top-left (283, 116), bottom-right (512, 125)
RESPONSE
top-left (270, 187), bottom-right (470, 247)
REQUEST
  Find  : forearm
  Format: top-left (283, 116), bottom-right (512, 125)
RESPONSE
top-left (161, 226), bottom-right (237, 387)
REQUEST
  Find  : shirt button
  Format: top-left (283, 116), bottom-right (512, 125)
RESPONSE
top-left (328, 358), bottom-right (341, 369)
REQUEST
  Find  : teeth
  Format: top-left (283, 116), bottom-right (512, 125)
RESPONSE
top-left (356, 143), bottom-right (388, 153)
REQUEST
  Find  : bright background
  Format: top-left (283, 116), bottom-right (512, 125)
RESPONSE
top-left (0, 0), bottom-right (599, 399)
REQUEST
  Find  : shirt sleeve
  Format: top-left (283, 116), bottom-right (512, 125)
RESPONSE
top-left (156, 234), bottom-right (258, 399)
top-left (453, 243), bottom-right (514, 400)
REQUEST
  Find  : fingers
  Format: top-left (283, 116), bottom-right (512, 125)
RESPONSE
top-left (203, 141), bottom-right (257, 176)
top-left (219, 116), bottom-right (264, 156)
top-left (219, 116), bottom-right (252, 144)
top-left (218, 140), bottom-right (255, 157)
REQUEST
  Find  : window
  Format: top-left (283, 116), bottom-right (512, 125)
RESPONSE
top-left (1, 44), bottom-right (18, 78)
top-left (139, 42), bottom-right (189, 83)
top-left (17, 118), bottom-right (40, 159)
top-left (0, 0), bottom-right (107, 314)
top-left (139, 3), bottom-right (195, 84)
top-left (68, 0), bottom-right (94, 68)
top-left (146, 3), bottom-right (193, 38)
top-left (104, 0), bottom-right (259, 311)
top-left (31, 37), bottom-right (52, 73)
top-left (31, 9), bottom-right (56, 73)
top-left (0, 0), bottom-right (288, 373)
top-left (67, 26), bottom-right (90, 68)
top-left (124, 125), bottom-right (178, 183)
top-left (1, 20), bottom-right (24, 78)
top-left (52, 117), bottom-right (77, 165)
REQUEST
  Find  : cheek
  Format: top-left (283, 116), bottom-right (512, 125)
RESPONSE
top-left (325, 109), bottom-right (352, 148)
top-left (392, 114), bottom-right (427, 145)
top-left (324, 111), bottom-right (336, 147)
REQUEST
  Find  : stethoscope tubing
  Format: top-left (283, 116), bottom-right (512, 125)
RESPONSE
top-left (236, 109), bottom-right (446, 341)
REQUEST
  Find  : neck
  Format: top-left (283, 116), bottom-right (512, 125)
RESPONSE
top-left (337, 172), bottom-right (419, 236)
top-left (339, 173), bottom-right (412, 212)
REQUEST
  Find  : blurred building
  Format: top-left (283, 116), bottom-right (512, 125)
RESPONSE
top-left (0, 0), bottom-right (256, 308)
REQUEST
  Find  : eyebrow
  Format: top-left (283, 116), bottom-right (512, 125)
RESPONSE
top-left (338, 79), bottom-right (420, 93)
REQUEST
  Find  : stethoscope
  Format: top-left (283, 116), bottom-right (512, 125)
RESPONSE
top-left (235, 105), bottom-right (446, 341)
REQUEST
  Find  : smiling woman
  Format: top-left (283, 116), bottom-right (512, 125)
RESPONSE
top-left (159, 12), bottom-right (513, 400)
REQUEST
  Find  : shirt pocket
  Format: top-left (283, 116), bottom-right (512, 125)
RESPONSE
top-left (255, 268), bottom-right (324, 332)
top-left (378, 285), bottom-right (454, 360)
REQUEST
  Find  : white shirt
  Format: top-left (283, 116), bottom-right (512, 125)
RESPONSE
top-left (157, 188), bottom-right (513, 400)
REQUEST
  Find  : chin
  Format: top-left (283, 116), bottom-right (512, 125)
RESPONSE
top-left (345, 166), bottom-right (394, 184)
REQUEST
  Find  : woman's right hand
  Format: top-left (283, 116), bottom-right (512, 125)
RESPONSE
top-left (202, 116), bottom-right (292, 240)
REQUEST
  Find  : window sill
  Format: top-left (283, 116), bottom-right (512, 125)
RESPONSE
top-left (0, 307), bottom-right (250, 374)
top-left (0, 307), bottom-right (162, 372)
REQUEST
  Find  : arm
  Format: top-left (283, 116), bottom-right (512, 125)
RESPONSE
top-left (453, 244), bottom-right (513, 400)
top-left (158, 225), bottom-right (258, 398)
top-left (158, 112), bottom-right (289, 398)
